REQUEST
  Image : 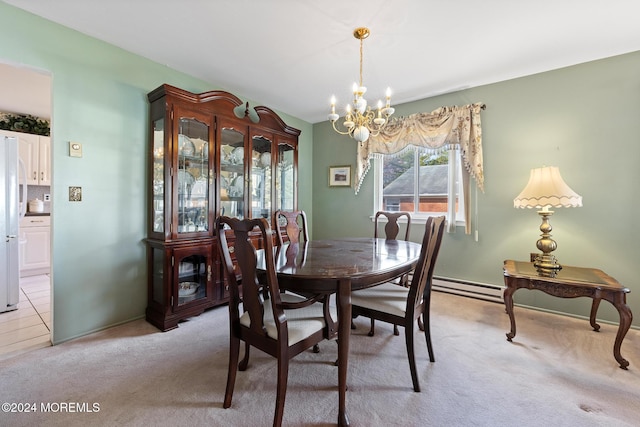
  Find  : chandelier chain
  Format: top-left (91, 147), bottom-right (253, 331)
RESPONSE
top-left (359, 36), bottom-right (363, 88)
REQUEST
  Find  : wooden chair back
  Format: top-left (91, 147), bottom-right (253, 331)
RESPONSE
top-left (374, 211), bottom-right (411, 241)
top-left (407, 216), bottom-right (446, 317)
top-left (273, 210), bottom-right (309, 247)
top-left (217, 216), bottom-right (280, 341)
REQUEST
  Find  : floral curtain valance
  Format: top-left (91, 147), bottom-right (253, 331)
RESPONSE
top-left (355, 103), bottom-right (485, 194)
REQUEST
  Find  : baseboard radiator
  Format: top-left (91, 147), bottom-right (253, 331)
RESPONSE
top-left (432, 277), bottom-right (505, 303)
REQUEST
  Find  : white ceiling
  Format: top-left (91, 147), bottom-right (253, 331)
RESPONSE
top-left (4, 0), bottom-right (640, 123)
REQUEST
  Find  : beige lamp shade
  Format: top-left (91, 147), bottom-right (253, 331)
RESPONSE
top-left (514, 166), bottom-right (582, 209)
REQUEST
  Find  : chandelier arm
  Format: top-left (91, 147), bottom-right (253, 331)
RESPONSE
top-left (331, 121), bottom-right (355, 137)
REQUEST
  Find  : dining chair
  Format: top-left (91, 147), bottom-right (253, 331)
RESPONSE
top-left (372, 211), bottom-right (412, 336)
top-left (351, 215), bottom-right (446, 392)
top-left (272, 209), bottom-right (324, 352)
top-left (374, 211), bottom-right (411, 241)
top-left (273, 209), bottom-right (308, 248)
top-left (216, 216), bottom-right (337, 427)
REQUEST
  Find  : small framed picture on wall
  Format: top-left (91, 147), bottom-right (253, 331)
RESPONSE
top-left (329, 165), bottom-right (351, 187)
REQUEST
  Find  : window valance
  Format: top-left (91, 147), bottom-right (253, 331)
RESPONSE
top-left (355, 103), bottom-right (485, 194)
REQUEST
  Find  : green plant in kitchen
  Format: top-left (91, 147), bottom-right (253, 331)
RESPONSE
top-left (0, 112), bottom-right (50, 136)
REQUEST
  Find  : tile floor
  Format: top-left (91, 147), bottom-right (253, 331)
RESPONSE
top-left (0, 274), bottom-right (51, 361)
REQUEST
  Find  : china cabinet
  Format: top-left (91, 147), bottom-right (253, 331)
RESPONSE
top-left (145, 84), bottom-right (300, 331)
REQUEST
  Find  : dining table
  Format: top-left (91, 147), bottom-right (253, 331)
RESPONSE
top-left (260, 237), bottom-right (422, 426)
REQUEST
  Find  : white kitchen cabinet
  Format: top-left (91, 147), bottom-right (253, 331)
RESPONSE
top-left (36, 136), bottom-right (51, 186)
top-left (19, 215), bottom-right (51, 277)
top-left (0, 130), bottom-right (52, 186)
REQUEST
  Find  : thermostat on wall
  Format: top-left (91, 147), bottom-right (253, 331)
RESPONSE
top-left (69, 141), bottom-right (83, 157)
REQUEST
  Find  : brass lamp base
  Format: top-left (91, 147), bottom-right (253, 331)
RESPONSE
top-left (533, 253), bottom-right (562, 270)
top-left (533, 209), bottom-right (562, 270)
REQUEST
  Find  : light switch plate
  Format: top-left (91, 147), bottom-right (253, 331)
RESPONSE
top-left (69, 141), bottom-right (83, 157)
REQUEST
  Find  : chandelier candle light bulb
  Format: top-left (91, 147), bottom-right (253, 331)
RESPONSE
top-left (343, 104), bottom-right (354, 129)
top-left (328, 27), bottom-right (394, 143)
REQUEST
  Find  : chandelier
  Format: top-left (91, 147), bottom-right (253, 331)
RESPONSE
top-left (328, 27), bottom-right (394, 143)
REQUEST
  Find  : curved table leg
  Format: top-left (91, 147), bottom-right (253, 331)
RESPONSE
top-left (503, 286), bottom-right (517, 341)
top-left (337, 279), bottom-right (351, 426)
top-left (589, 298), bottom-right (601, 332)
top-left (612, 301), bottom-right (632, 370)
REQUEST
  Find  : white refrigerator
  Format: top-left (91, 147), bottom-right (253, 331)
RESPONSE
top-left (1, 135), bottom-right (27, 313)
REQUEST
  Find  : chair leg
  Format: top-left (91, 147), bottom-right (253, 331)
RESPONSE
top-left (404, 324), bottom-right (420, 392)
top-left (313, 344), bottom-right (320, 353)
top-left (239, 341), bottom-right (251, 371)
top-left (368, 318), bottom-right (375, 336)
top-left (423, 292), bottom-right (435, 362)
top-left (273, 355), bottom-right (290, 427)
top-left (394, 325), bottom-right (400, 336)
top-left (417, 316), bottom-right (424, 331)
top-left (400, 273), bottom-right (409, 287)
top-left (224, 335), bottom-right (241, 408)
top-left (423, 310), bottom-right (435, 363)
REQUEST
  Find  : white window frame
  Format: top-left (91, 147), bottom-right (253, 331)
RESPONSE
top-left (373, 147), bottom-right (466, 226)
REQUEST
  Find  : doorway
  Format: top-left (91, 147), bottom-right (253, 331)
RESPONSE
top-left (0, 62), bottom-right (52, 360)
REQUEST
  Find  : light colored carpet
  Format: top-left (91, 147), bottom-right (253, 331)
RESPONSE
top-left (1, 292), bottom-right (638, 427)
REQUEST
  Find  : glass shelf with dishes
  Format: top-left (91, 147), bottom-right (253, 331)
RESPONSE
top-left (149, 110), bottom-right (213, 240)
top-left (219, 125), bottom-right (246, 219)
top-left (152, 123), bottom-right (166, 233)
top-left (176, 119), bottom-right (210, 235)
top-left (250, 134), bottom-right (272, 220)
top-left (275, 140), bottom-right (296, 212)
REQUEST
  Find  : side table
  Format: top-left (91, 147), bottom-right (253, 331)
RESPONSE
top-left (502, 260), bottom-right (633, 369)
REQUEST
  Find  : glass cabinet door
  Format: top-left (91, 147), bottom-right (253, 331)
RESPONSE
top-left (275, 139), bottom-right (296, 212)
top-left (150, 245), bottom-right (166, 305)
top-left (219, 120), bottom-right (247, 219)
top-left (152, 118), bottom-right (165, 234)
top-left (250, 132), bottom-right (272, 222)
top-left (176, 113), bottom-right (211, 235)
top-left (173, 245), bottom-right (211, 308)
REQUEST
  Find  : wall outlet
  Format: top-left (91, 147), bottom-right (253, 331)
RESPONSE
top-left (44, 193), bottom-right (51, 201)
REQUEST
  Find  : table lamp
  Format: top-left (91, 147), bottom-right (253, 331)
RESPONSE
top-left (514, 166), bottom-right (582, 270)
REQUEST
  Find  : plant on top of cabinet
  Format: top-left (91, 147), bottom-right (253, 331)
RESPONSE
top-left (0, 112), bottom-right (50, 136)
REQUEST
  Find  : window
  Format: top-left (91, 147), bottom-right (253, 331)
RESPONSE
top-left (357, 103), bottom-right (484, 235)
top-left (374, 145), bottom-right (465, 224)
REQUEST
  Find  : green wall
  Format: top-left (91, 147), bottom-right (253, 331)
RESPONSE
top-left (0, 2), bottom-right (313, 343)
top-left (313, 51), bottom-right (640, 328)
